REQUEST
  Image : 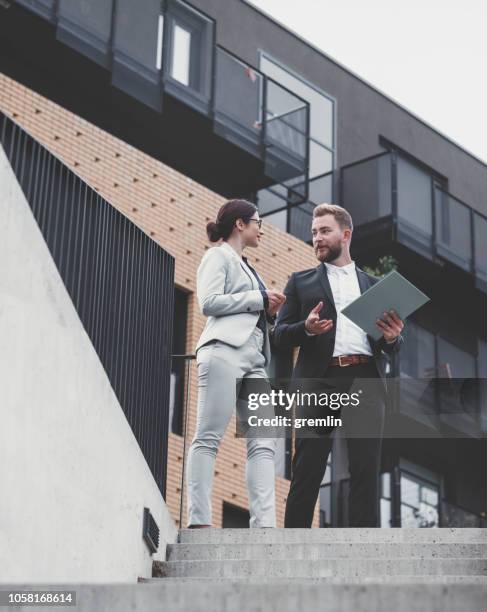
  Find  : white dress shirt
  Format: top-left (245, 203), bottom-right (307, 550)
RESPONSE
top-left (306, 260), bottom-right (374, 356)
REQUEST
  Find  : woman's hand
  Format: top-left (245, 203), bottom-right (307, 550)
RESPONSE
top-left (266, 290), bottom-right (286, 316)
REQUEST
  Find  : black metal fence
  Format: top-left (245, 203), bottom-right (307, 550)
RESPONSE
top-left (1, 112), bottom-right (174, 497)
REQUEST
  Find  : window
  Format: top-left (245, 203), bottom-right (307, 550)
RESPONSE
top-left (156, 15), bottom-right (164, 71)
top-left (380, 472), bottom-right (392, 528)
top-left (400, 475), bottom-right (439, 528)
top-left (478, 340), bottom-right (487, 434)
top-left (437, 336), bottom-right (478, 423)
top-left (319, 450), bottom-right (333, 526)
top-left (396, 156), bottom-right (433, 239)
top-left (259, 53), bottom-right (335, 153)
top-left (309, 140), bottom-right (333, 177)
top-left (158, 0), bottom-right (214, 104)
top-left (399, 321), bottom-right (436, 378)
top-left (474, 213), bottom-right (487, 290)
top-left (381, 463), bottom-right (442, 528)
top-left (171, 24), bottom-right (192, 85)
top-left (437, 336), bottom-right (476, 379)
top-left (258, 51), bottom-right (336, 239)
top-left (399, 459), bottom-right (441, 528)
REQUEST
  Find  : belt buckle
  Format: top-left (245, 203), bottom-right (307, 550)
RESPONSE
top-left (338, 355), bottom-right (351, 367)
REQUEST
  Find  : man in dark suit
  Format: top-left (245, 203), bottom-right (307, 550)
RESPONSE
top-left (272, 203), bottom-right (404, 527)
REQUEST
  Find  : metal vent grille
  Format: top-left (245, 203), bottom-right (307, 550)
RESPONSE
top-left (143, 507), bottom-right (160, 554)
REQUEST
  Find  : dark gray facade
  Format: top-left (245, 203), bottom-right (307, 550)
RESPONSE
top-left (193, 0), bottom-right (486, 216)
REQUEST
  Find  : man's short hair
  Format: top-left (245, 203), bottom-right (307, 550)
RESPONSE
top-left (312, 203), bottom-right (353, 232)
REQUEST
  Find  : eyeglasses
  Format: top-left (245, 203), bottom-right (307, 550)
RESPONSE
top-left (248, 219), bottom-right (262, 229)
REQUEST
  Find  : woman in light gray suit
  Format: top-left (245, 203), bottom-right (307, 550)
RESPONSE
top-left (186, 199), bottom-right (286, 528)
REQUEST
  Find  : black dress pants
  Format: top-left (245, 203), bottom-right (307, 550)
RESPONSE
top-left (284, 360), bottom-right (386, 528)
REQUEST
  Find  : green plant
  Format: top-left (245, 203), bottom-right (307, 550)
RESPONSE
top-left (363, 255), bottom-right (398, 278)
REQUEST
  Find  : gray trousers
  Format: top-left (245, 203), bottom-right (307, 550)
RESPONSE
top-left (186, 326), bottom-right (277, 528)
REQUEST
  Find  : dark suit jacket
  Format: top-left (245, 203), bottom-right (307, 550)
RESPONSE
top-left (272, 262), bottom-right (404, 394)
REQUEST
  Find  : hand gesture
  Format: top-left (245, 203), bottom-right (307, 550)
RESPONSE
top-left (305, 301), bottom-right (333, 335)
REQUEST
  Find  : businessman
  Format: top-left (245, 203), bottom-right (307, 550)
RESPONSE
top-left (272, 203), bottom-right (404, 527)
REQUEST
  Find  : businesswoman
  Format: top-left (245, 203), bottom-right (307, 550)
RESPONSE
top-left (186, 199), bottom-right (286, 528)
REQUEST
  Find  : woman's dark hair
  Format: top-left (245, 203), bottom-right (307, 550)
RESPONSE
top-left (206, 199), bottom-right (258, 242)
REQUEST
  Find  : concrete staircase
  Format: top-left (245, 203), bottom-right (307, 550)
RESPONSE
top-left (141, 528), bottom-right (487, 610)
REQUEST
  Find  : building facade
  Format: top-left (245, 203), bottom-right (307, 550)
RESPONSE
top-left (1, 0), bottom-right (486, 529)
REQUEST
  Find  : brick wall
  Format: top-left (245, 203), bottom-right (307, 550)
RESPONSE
top-left (0, 72), bottom-right (321, 528)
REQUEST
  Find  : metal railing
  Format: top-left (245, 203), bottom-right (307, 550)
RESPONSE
top-left (214, 45), bottom-right (310, 186)
top-left (171, 353), bottom-right (196, 529)
top-left (257, 169), bottom-right (335, 241)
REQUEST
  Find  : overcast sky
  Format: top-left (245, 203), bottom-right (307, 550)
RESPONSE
top-left (250, 0), bottom-right (487, 164)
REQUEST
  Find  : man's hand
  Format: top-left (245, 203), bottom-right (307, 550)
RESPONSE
top-left (305, 301), bottom-right (333, 335)
top-left (376, 309), bottom-right (404, 342)
top-left (266, 290), bottom-right (286, 317)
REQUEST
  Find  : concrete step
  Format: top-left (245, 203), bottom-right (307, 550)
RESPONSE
top-left (167, 542), bottom-right (487, 561)
top-left (156, 558), bottom-right (487, 578)
top-left (6, 583), bottom-right (487, 612)
top-left (178, 527), bottom-right (487, 544)
top-left (144, 575), bottom-right (487, 585)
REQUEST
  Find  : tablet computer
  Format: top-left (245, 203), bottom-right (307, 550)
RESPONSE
top-left (341, 270), bottom-right (430, 340)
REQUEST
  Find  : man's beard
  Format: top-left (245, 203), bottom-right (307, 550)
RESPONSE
top-left (315, 242), bottom-right (342, 263)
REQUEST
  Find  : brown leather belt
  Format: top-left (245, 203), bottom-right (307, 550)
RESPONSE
top-left (329, 354), bottom-right (372, 367)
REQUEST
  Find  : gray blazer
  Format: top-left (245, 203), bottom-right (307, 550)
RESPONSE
top-left (195, 241), bottom-right (272, 366)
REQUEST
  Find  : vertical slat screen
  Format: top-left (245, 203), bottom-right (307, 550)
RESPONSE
top-left (1, 112), bottom-right (173, 497)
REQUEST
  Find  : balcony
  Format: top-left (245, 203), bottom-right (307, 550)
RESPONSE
top-left (341, 151), bottom-right (487, 295)
top-left (257, 169), bottom-right (334, 240)
top-left (3, 0), bottom-right (310, 197)
top-left (388, 319), bottom-right (487, 439)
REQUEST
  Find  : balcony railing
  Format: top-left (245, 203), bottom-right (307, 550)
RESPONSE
top-left (341, 151), bottom-right (487, 294)
top-left (257, 170), bottom-right (334, 240)
top-left (213, 46), bottom-right (310, 186)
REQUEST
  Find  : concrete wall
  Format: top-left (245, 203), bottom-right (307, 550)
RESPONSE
top-left (0, 145), bottom-right (177, 583)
